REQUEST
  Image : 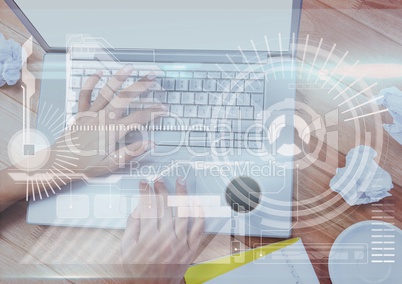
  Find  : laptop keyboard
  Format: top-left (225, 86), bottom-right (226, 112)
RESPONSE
top-left (67, 61), bottom-right (265, 149)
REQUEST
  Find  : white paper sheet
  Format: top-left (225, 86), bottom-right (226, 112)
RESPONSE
top-left (376, 86), bottom-right (402, 144)
top-left (330, 146), bottom-right (393, 206)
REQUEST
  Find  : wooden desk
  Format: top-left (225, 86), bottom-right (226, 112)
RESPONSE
top-left (1, 0), bottom-right (402, 283)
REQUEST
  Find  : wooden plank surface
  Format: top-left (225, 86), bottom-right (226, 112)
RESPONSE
top-left (1, 0), bottom-right (402, 283)
top-left (318, 0), bottom-right (402, 46)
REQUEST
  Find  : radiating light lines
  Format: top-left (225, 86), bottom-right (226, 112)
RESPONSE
top-left (35, 177), bottom-right (42, 200)
top-left (38, 104), bottom-right (53, 126)
top-left (55, 154), bottom-right (79, 160)
top-left (344, 108), bottom-right (388, 122)
top-left (31, 179), bottom-right (35, 201)
top-left (44, 175), bottom-right (56, 195)
top-left (231, 33), bottom-right (387, 131)
top-left (338, 82), bottom-right (378, 107)
top-left (49, 168), bottom-right (66, 186)
top-left (224, 54), bottom-right (242, 73)
top-left (285, 33), bottom-right (384, 125)
top-left (307, 37), bottom-right (323, 81)
top-left (43, 108), bottom-right (61, 129)
top-left (26, 178), bottom-right (29, 201)
top-left (46, 171), bottom-right (61, 191)
top-left (236, 44), bottom-right (263, 90)
top-left (327, 62), bottom-right (382, 123)
top-left (299, 34), bottom-right (310, 79)
top-left (20, 96), bottom-right (79, 201)
top-left (278, 33), bottom-right (285, 78)
top-left (53, 162), bottom-right (74, 174)
top-left (46, 110), bottom-right (64, 132)
top-left (237, 45), bottom-right (253, 71)
top-left (328, 60), bottom-right (360, 94)
top-left (322, 50), bottom-right (349, 88)
top-left (314, 43), bottom-right (336, 84)
top-left (36, 101), bottom-right (47, 125)
top-left (264, 35), bottom-right (277, 80)
top-left (341, 95), bottom-right (383, 114)
top-left (50, 112), bottom-right (71, 136)
top-left (18, 97), bottom-right (83, 201)
top-left (250, 40), bottom-right (265, 68)
top-left (55, 158), bottom-right (78, 168)
top-left (39, 175), bottom-right (49, 198)
top-left (332, 71), bottom-right (365, 100)
top-left (25, 169), bottom-right (69, 200)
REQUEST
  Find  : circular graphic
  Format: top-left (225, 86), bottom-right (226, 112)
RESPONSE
top-left (329, 221), bottom-right (402, 284)
top-left (207, 35), bottom-right (386, 231)
top-left (225, 176), bottom-right (261, 213)
top-left (262, 98), bottom-right (326, 170)
top-left (7, 101), bottom-right (77, 201)
top-left (8, 129), bottom-right (51, 171)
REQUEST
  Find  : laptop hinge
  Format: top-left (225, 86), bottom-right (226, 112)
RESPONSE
top-left (239, 51), bottom-right (290, 64)
top-left (70, 47), bottom-right (157, 62)
top-left (240, 53), bottom-right (268, 64)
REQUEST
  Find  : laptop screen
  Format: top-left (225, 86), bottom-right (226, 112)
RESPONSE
top-left (14, 0), bottom-right (295, 52)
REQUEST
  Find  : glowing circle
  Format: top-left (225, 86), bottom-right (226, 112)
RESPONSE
top-left (8, 129), bottom-right (51, 171)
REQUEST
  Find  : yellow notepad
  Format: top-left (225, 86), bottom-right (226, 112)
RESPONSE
top-left (185, 238), bottom-right (301, 284)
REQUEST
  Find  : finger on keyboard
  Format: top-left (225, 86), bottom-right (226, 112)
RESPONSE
top-left (118, 105), bottom-right (167, 132)
top-left (90, 64), bottom-right (134, 111)
top-left (105, 75), bottom-right (158, 117)
top-left (78, 70), bottom-right (102, 112)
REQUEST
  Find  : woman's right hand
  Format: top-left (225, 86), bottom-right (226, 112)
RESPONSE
top-left (121, 177), bottom-right (204, 284)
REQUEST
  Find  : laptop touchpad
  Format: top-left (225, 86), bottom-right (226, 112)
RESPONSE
top-left (119, 162), bottom-right (196, 195)
top-left (119, 163), bottom-right (196, 215)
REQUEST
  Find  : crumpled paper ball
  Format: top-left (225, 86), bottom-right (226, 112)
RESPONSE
top-left (376, 86), bottom-right (402, 144)
top-left (0, 33), bottom-right (26, 87)
top-left (330, 146), bottom-right (393, 206)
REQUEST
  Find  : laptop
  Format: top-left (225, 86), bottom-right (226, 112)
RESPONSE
top-left (7, 0), bottom-right (302, 238)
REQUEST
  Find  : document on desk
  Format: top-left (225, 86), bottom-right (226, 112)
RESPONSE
top-left (185, 238), bottom-right (319, 284)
